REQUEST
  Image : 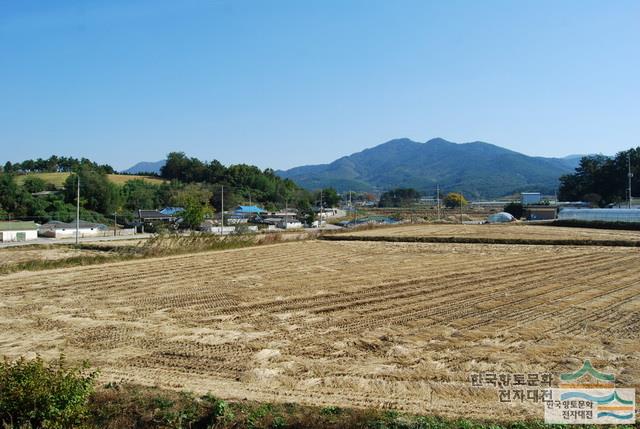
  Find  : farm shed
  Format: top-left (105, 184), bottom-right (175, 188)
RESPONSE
top-left (558, 208), bottom-right (640, 223)
top-left (0, 221), bottom-right (39, 242)
top-left (39, 221), bottom-right (108, 238)
top-left (524, 205), bottom-right (557, 221)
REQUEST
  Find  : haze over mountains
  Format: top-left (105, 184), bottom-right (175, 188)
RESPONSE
top-left (125, 138), bottom-right (585, 199)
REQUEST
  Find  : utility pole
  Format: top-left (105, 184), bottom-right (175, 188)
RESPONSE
top-left (350, 191), bottom-right (356, 226)
top-left (113, 212), bottom-right (117, 237)
top-left (459, 192), bottom-right (463, 224)
top-left (319, 189), bottom-right (323, 228)
top-left (75, 174), bottom-right (80, 245)
top-left (436, 184), bottom-right (440, 221)
top-left (220, 185), bottom-right (224, 235)
top-left (628, 152), bottom-right (633, 209)
top-left (349, 191), bottom-right (355, 225)
top-left (285, 199), bottom-right (288, 226)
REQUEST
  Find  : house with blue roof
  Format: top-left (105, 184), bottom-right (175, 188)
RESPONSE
top-left (233, 205), bottom-right (266, 215)
top-left (160, 207), bottom-right (185, 216)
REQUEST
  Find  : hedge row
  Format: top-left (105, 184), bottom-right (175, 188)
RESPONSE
top-left (320, 235), bottom-right (640, 247)
top-left (551, 219), bottom-right (640, 231)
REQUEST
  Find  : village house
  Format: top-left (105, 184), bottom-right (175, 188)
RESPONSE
top-left (0, 221), bottom-right (39, 242)
top-left (38, 220), bottom-right (109, 238)
top-left (137, 209), bottom-right (177, 223)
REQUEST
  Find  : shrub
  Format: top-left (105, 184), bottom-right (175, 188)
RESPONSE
top-left (0, 355), bottom-right (97, 429)
top-left (503, 202), bottom-right (523, 219)
top-left (443, 193), bottom-right (468, 208)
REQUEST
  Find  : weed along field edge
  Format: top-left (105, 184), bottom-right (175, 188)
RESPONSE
top-left (1, 232), bottom-right (638, 422)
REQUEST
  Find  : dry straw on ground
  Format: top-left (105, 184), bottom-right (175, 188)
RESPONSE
top-left (0, 231), bottom-right (638, 421)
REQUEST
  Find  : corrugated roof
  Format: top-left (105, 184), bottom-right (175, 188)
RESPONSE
top-left (0, 221), bottom-right (39, 231)
top-left (160, 207), bottom-right (184, 215)
top-left (138, 210), bottom-right (174, 219)
top-left (234, 205), bottom-right (265, 213)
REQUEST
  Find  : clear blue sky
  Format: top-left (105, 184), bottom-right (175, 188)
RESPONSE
top-left (1, 0), bottom-right (638, 171)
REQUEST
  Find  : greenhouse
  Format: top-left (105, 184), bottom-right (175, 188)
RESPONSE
top-left (557, 208), bottom-right (640, 223)
top-left (486, 212), bottom-right (515, 223)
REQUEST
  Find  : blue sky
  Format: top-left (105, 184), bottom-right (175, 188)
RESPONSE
top-left (1, 0), bottom-right (638, 171)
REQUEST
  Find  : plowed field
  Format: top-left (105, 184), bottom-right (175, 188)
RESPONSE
top-left (1, 240), bottom-right (638, 420)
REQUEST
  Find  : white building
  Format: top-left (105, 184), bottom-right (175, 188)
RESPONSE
top-left (39, 220), bottom-right (108, 238)
top-left (277, 220), bottom-right (303, 229)
top-left (317, 208), bottom-right (346, 219)
top-left (521, 192), bottom-right (542, 205)
top-left (0, 221), bottom-right (39, 242)
top-left (200, 222), bottom-right (236, 235)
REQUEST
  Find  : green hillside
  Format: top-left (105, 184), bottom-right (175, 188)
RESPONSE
top-left (14, 172), bottom-right (164, 188)
top-left (278, 138), bottom-right (577, 199)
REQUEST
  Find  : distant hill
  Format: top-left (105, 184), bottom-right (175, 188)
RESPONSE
top-left (123, 160), bottom-right (165, 174)
top-left (557, 154), bottom-right (584, 170)
top-left (277, 138), bottom-right (580, 199)
top-left (15, 172), bottom-right (164, 188)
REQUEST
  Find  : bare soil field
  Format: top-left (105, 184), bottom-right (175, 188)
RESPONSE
top-left (342, 222), bottom-right (640, 242)
top-left (1, 240), bottom-right (638, 421)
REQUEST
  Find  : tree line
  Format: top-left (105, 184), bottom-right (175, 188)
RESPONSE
top-left (3, 155), bottom-right (115, 174)
top-left (0, 153), bottom-right (344, 228)
top-left (378, 188), bottom-right (468, 208)
top-left (558, 148), bottom-right (639, 206)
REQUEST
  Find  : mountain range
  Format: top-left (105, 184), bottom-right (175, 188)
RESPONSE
top-left (123, 160), bottom-right (166, 175)
top-left (124, 138), bottom-right (584, 199)
top-left (276, 138), bottom-right (581, 198)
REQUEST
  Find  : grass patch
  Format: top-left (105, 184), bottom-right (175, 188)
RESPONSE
top-left (0, 232), bottom-right (295, 275)
top-left (105, 173), bottom-right (165, 186)
top-left (0, 253), bottom-right (120, 275)
top-left (13, 172), bottom-right (164, 188)
top-left (138, 232), bottom-right (257, 257)
top-left (13, 172), bottom-right (71, 188)
top-left (2, 355), bottom-right (636, 429)
top-left (87, 383), bottom-right (636, 429)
